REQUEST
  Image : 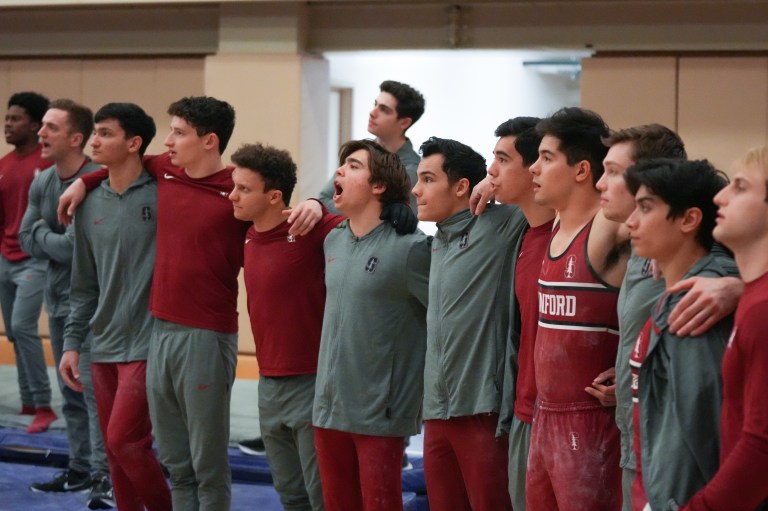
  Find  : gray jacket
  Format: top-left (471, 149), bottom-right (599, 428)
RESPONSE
top-left (639, 254), bottom-right (732, 511)
top-left (19, 161), bottom-right (102, 318)
top-left (63, 171), bottom-right (157, 362)
top-left (313, 220), bottom-right (430, 437)
top-left (423, 205), bottom-right (527, 422)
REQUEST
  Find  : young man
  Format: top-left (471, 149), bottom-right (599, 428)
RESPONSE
top-left (525, 107), bottom-right (625, 511)
top-left (313, 139), bottom-right (430, 511)
top-left (19, 99), bottom-right (112, 507)
top-left (58, 96), bottom-right (282, 511)
top-left (596, 125), bottom-right (741, 511)
top-left (486, 118), bottom-right (555, 511)
top-left (229, 142), bottom-right (345, 511)
top-left (413, 136), bottom-right (526, 511)
top-left (318, 80), bottom-right (424, 213)
top-left (58, 102), bottom-right (171, 511)
top-left (681, 146), bottom-right (768, 511)
top-left (0, 92), bottom-right (52, 432)
top-left (624, 159), bottom-right (731, 510)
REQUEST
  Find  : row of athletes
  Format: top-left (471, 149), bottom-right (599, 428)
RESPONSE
top-left (1, 80), bottom-right (766, 511)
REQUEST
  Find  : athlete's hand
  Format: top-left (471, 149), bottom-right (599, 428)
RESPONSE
top-left (57, 178), bottom-right (86, 226)
top-left (667, 276), bottom-right (743, 336)
top-left (381, 202), bottom-right (417, 235)
top-left (59, 350), bottom-right (84, 392)
top-left (283, 199), bottom-right (322, 236)
top-left (585, 367), bottom-right (616, 407)
top-left (469, 175), bottom-right (495, 216)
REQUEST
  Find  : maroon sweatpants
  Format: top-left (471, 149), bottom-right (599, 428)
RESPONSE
top-left (92, 361), bottom-right (171, 511)
top-left (423, 413), bottom-right (513, 511)
top-left (526, 400), bottom-right (621, 511)
top-left (314, 427), bottom-right (405, 511)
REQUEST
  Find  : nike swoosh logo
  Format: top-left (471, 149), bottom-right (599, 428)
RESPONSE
top-left (327, 258), bottom-right (336, 263)
top-left (164, 173), bottom-right (174, 179)
top-left (196, 383), bottom-right (212, 390)
top-left (93, 218), bottom-right (106, 225)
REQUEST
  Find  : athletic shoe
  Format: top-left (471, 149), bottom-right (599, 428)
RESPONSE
top-left (19, 405), bottom-right (36, 415)
top-left (29, 468), bottom-right (91, 493)
top-left (238, 437), bottom-right (266, 455)
top-left (87, 474), bottom-right (115, 509)
top-left (27, 407), bottom-right (58, 433)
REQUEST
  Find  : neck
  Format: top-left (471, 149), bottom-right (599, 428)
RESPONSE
top-left (185, 152), bottom-right (224, 179)
top-left (556, 190), bottom-right (601, 234)
top-left (660, 240), bottom-right (707, 288)
top-left (252, 207), bottom-right (288, 233)
top-left (733, 237), bottom-right (768, 282)
top-left (347, 202), bottom-right (385, 237)
top-left (107, 158), bottom-right (143, 194)
top-left (377, 134), bottom-right (407, 154)
top-left (14, 140), bottom-right (38, 157)
top-left (517, 192), bottom-right (556, 228)
top-left (54, 152), bottom-right (87, 180)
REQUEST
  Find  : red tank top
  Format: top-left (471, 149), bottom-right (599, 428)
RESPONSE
top-left (534, 218), bottom-right (620, 404)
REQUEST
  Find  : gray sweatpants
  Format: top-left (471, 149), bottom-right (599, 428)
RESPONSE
top-left (147, 319), bottom-right (237, 511)
top-left (508, 415), bottom-right (532, 511)
top-left (259, 374), bottom-right (324, 511)
top-left (0, 256), bottom-right (50, 408)
top-left (49, 315), bottom-right (109, 476)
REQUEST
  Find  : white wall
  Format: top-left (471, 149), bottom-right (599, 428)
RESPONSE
top-left (326, 49), bottom-right (588, 233)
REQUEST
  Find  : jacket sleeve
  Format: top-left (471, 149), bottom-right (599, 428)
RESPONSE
top-left (406, 236), bottom-right (431, 308)
top-left (18, 173), bottom-right (47, 259)
top-left (63, 213), bottom-right (99, 353)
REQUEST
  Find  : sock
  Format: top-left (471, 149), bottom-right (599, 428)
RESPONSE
top-left (27, 407), bottom-right (57, 433)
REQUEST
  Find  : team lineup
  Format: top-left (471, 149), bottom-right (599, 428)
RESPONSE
top-left (1, 80), bottom-right (766, 511)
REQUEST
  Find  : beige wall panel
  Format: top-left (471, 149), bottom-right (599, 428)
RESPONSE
top-left (206, 54), bottom-right (303, 354)
top-left (149, 58), bottom-right (206, 148)
top-left (581, 57), bottom-right (677, 130)
top-left (678, 57), bottom-right (768, 173)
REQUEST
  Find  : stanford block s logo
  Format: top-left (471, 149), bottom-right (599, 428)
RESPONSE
top-left (365, 257), bottom-right (379, 274)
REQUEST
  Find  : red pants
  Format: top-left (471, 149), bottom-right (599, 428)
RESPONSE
top-left (314, 427), bottom-right (405, 511)
top-left (92, 361), bottom-right (171, 511)
top-left (423, 414), bottom-right (512, 511)
top-left (526, 401), bottom-right (621, 511)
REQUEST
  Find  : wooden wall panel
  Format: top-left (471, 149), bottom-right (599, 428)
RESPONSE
top-left (581, 56), bottom-right (677, 131)
top-left (677, 57), bottom-right (768, 173)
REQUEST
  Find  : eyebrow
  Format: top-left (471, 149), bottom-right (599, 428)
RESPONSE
top-left (494, 150), bottom-right (511, 158)
top-left (346, 157), bottom-right (364, 166)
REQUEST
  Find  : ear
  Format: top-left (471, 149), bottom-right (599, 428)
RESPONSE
top-left (396, 116), bottom-right (413, 133)
top-left (679, 207), bottom-right (703, 235)
top-left (268, 189), bottom-right (283, 205)
top-left (203, 132), bottom-right (219, 151)
top-left (454, 177), bottom-right (471, 199)
top-left (70, 132), bottom-right (84, 150)
top-left (127, 135), bottom-right (143, 154)
top-left (371, 181), bottom-right (387, 197)
top-left (574, 160), bottom-right (593, 184)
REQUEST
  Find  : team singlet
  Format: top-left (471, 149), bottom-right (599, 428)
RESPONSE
top-left (534, 218), bottom-right (620, 404)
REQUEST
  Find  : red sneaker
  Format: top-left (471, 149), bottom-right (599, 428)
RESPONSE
top-left (27, 407), bottom-right (57, 433)
top-left (19, 405), bottom-right (36, 415)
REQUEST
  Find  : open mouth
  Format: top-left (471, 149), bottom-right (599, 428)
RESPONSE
top-left (333, 181), bottom-right (343, 201)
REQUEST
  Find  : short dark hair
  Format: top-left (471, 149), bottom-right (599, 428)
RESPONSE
top-left (536, 107), bottom-right (610, 185)
top-left (339, 139), bottom-right (409, 207)
top-left (167, 96), bottom-right (235, 153)
top-left (94, 102), bottom-right (156, 157)
top-left (602, 124), bottom-right (687, 161)
top-left (230, 143), bottom-right (298, 206)
top-left (494, 117), bottom-right (542, 166)
top-left (380, 80), bottom-right (425, 130)
top-left (625, 158), bottom-right (728, 250)
top-left (49, 99), bottom-right (94, 150)
top-left (8, 92), bottom-right (49, 124)
top-left (419, 136), bottom-right (486, 191)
